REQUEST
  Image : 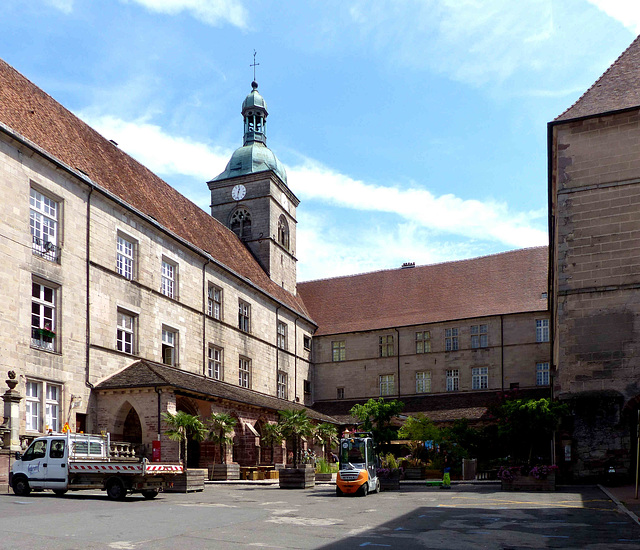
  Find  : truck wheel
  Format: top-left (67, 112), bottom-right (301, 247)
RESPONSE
top-left (141, 489), bottom-right (159, 499)
top-left (53, 489), bottom-right (68, 496)
top-left (12, 476), bottom-right (31, 497)
top-left (374, 479), bottom-right (380, 494)
top-left (335, 487), bottom-right (343, 497)
top-left (106, 478), bottom-right (127, 501)
top-left (359, 482), bottom-right (369, 497)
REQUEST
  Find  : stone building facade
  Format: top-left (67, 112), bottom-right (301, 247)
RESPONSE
top-left (549, 36), bottom-right (640, 480)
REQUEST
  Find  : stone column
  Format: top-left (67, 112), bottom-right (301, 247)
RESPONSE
top-left (2, 372), bottom-right (23, 451)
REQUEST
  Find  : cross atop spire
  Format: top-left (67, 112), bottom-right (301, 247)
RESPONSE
top-left (250, 50), bottom-right (260, 83)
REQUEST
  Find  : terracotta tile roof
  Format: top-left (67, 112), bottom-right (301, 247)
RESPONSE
top-left (298, 247), bottom-right (548, 336)
top-left (95, 359), bottom-right (337, 423)
top-left (312, 387), bottom-right (549, 425)
top-left (0, 58), bottom-right (310, 319)
top-left (556, 35), bottom-right (640, 121)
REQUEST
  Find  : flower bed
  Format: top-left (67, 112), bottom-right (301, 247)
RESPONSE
top-left (499, 465), bottom-right (558, 491)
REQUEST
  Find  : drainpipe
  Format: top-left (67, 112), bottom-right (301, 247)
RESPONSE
top-left (294, 316), bottom-right (299, 402)
top-left (85, 187), bottom-right (94, 390)
top-left (202, 258), bottom-right (211, 375)
top-left (500, 315), bottom-right (504, 391)
top-left (395, 328), bottom-right (400, 398)
top-left (155, 387), bottom-right (162, 441)
top-left (275, 306), bottom-right (281, 396)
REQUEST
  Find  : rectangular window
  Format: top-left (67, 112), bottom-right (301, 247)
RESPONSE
top-left (303, 335), bottom-right (312, 351)
top-left (536, 319), bottom-right (550, 343)
top-left (26, 380), bottom-right (61, 433)
top-left (416, 371), bottom-right (431, 393)
top-left (277, 321), bottom-right (288, 350)
top-left (208, 285), bottom-right (222, 320)
top-left (239, 357), bottom-right (251, 388)
top-left (238, 301), bottom-right (251, 333)
top-left (445, 328), bottom-right (459, 351)
top-left (208, 346), bottom-right (223, 380)
top-left (277, 371), bottom-right (288, 399)
top-left (471, 324), bottom-right (488, 348)
top-left (472, 367), bottom-right (489, 390)
top-left (116, 311), bottom-right (135, 354)
top-left (31, 281), bottom-right (57, 352)
top-left (536, 362), bottom-right (550, 386)
top-left (379, 335), bottom-right (394, 357)
top-left (162, 328), bottom-right (177, 366)
top-left (30, 188), bottom-right (60, 262)
top-left (416, 331), bottom-right (431, 354)
top-left (304, 379), bottom-right (311, 394)
top-left (379, 374), bottom-right (395, 396)
top-left (446, 369), bottom-right (459, 392)
top-left (332, 340), bottom-right (346, 362)
top-left (116, 234), bottom-right (135, 279)
top-left (337, 387), bottom-right (345, 399)
top-left (161, 259), bottom-right (176, 299)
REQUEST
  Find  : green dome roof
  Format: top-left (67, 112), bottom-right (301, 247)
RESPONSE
top-left (212, 141), bottom-right (287, 183)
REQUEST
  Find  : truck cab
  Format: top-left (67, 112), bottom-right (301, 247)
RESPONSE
top-left (335, 431), bottom-right (380, 496)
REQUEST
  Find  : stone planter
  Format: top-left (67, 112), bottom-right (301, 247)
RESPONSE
top-left (166, 468), bottom-right (206, 492)
top-left (315, 472), bottom-right (333, 482)
top-left (279, 467), bottom-right (315, 489)
top-left (378, 472), bottom-right (401, 491)
top-left (404, 467), bottom-right (426, 480)
top-left (209, 463), bottom-right (240, 481)
top-left (502, 473), bottom-right (556, 492)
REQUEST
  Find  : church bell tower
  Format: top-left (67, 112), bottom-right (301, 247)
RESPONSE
top-left (207, 79), bottom-right (299, 293)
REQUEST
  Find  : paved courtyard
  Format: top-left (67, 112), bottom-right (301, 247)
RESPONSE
top-left (1, 484), bottom-right (639, 549)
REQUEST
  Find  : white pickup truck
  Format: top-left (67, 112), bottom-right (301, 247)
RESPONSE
top-left (10, 432), bottom-right (183, 500)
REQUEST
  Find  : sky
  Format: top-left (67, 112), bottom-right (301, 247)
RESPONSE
top-left (1, 0), bottom-right (639, 282)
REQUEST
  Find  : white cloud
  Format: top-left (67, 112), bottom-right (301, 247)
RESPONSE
top-left (123, 0), bottom-right (248, 28)
top-left (79, 114), bottom-right (547, 278)
top-left (586, 0), bottom-right (640, 34)
top-left (289, 160), bottom-right (547, 249)
top-left (44, 0), bottom-right (74, 12)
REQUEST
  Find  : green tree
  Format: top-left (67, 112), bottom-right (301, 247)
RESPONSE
top-left (491, 397), bottom-right (568, 463)
top-left (278, 409), bottom-right (314, 468)
top-left (207, 412), bottom-right (237, 464)
top-left (349, 398), bottom-right (404, 452)
top-left (162, 410), bottom-right (207, 466)
top-left (261, 422), bottom-right (284, 463)
top-left (315, 423), bottom-right (339, 461)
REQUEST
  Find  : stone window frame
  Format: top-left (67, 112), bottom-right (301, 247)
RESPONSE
top-left (536, 362), bottom-right (550, 386)
top-left (416, 371), bottom-right (431, 393)
top-left (536, 319), bottom-right (549, 343)
top-left (208, 345), bottom-right (223, 380)
top-left (277, 321), bottom-right (288, 350)
top-left (31, 278), bottom-right (58, 353)
top-left (30, 186), bottom-right (61, 263)
top-left (303, 335), bottom-right (312, 351)
top-left (116, 231), bottom-right (137, 280)
top-left (332, 340), bottom-right (346, 362)
top-left (239, 356), bottom-right (251, 389)
top-left (26, 379), bottom-right (62, 433)
top-left (161, 257), bottom-right (178, 299)
top-left (207, 284), bottom-right (223, 320)
top-left (416, 331), bottom-right (431, 354)
top-left (162, 326), bottom-right (179, 366)
top-left (336, 387), bottom-right (345, 399)
top-left (379, 334), bottom-right (394, 357)
top-left (277, 371), bottom-right (288, 400)
top-left (379, 374), bottom-right (395, 396)
top-left (445, 328), bottom-right (459, 351)
top-left (116, 309), bottom-right (136, 355)
top-left (230, 208), bottom-right (252, 239)
top-left (470, 324), bottom-right (488, 348)
top-left (238, 300), bottom-right (251, 333)
top-left (446, 369), bottom-right (459, 392)
top-left (277, 214), bottom-right (290, 250)
top-left (471, 366), bottom-right (489, 390)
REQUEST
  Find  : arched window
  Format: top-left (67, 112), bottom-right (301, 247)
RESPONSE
top-left (230, 209), bottom-right (252, 239)
top-left (277, 215), bottom-right (289, 250)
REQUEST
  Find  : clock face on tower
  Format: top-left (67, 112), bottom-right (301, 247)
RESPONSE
top-left (280, 192), bottom-right (290, 211)
top-left (231, 184), bottom-right (246, 201)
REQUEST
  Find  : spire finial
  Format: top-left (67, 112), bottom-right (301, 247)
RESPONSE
top-left (250, 50), bottom-right (260, 86)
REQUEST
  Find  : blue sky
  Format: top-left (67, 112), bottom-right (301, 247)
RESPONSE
top-left (1, 1), bottom-right (638, 281)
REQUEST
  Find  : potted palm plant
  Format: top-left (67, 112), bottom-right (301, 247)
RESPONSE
top-left (162, 410), bottom-right (207, 492)
top-left (261, 422), bottom-right (284, 478)
top-left (207, 412), bottom-right (239, 480)
top-left (278, 409), bottom-right (315, 489)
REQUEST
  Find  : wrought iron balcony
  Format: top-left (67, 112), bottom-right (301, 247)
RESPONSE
top-left (32, 236), bottom-right (60, 262)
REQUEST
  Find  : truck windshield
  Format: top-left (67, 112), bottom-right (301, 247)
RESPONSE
top-left (340, 439), bottom-right (366, 467)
